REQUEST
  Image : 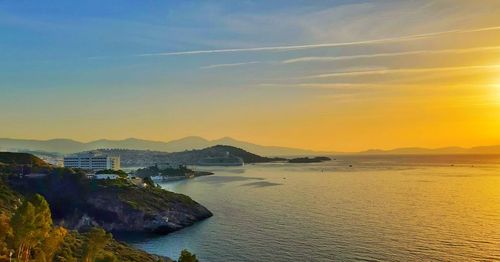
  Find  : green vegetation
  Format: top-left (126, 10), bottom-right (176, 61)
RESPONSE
top-left (0, 153), bottom-right (205, 261)
top-left (54, 229), bottom-right (169, 262)
top-left (82, 227), bottom-right (113, 262)
top-left (134, 165), bottom-right (192, 178)
top-left (106, 178), bottom-right (195, 213)
top-left (0, 177), bottom-right (21, 214)
top-left (178, 249), bottom-right (199, 262)
top-left (0, 194), bottom-right (67, 261)
top-left (0, 152), bottom-right (48, 168)
top-left (0, 152), bottom-right (52, 176)
top-left (0, 191), bottom-right (190, 262)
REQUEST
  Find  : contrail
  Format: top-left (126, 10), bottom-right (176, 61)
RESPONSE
top-left (132, 26), bottom-right (500, 57)
top-left (201, 61), bottom-right (262, 69)
top-left (307, 64), bottom-right (500, 79)
top-left (282, 46), bottom-right (500, 64)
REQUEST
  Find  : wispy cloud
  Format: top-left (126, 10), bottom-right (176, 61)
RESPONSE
top-left (282, 46), bottom-right (500, 64)
top-left (201, 61), bottom-right (263, 69)
top-left (258, 82), bottom-right (386, 91)
top-left (306, 64), bottom-right (500, 79)
top-left (259, 82), bottom-right (487, 90)
top-left (132, 26), bottom-right (500, 58)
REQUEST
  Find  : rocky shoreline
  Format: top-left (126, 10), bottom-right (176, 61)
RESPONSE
top-left (1, 152), bottom-right (211, 261)
top-left (63, 184), bottom-right (213, 234)
top-left (8, 168), bottom-right (213, 235)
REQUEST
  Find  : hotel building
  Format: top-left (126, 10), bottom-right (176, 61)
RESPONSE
top-left (63, 153), bottom-right (120, 171)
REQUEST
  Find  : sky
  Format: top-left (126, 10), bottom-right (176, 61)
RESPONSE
top-left (1, 0), bottom-right (500, 152)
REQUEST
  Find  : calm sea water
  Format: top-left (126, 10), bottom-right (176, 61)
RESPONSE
top-left (121, 155), bottom-right (500, 261)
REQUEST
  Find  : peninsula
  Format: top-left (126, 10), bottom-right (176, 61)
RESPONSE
top-left (0, 152), bottom-right (211, 261)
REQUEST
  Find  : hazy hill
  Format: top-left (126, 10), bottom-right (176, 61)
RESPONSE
top-left (2, 137), bottom-right (500, 156)
top-left (359, 145), bottom-right (500, 155)
top-left (0, 137), bottom-right (318, 156)
top-left (91, 145), bottom-right (286, 167)
top-left (164, 145), bottom-right (286, 165)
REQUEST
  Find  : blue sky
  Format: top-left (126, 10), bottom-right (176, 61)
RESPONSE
top-left (1, 1), bottom-right (500, 151)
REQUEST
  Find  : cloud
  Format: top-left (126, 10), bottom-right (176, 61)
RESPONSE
top-left (282, 46), bottom-right (500, 64)
top-left (132, 26), bottom-right (500, 58)
top-left (200, 61), bottom-right (263, 69)
top-left (259, 82), bottom-right (487, 90)
top-left (306, 64), bottom-right (500, 79)
top-left (259, 82), bottom-right (377, 88)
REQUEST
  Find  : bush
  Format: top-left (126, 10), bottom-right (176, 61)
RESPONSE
top-left (178, 249), bottom-right (199, 262)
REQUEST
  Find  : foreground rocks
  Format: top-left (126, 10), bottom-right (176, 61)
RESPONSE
top-left (70, 183), bottom-right (213, 234)
top-left (9, 170), bottom-right (212, 234)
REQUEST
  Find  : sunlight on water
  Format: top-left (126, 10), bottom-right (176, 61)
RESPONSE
top-left (122, 155), bottom-right (500, 261)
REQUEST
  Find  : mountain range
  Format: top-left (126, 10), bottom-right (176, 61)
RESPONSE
top-left (1, 137), bottom-right (500, 156)
top-left (358, 146), bottom-right (500, 155)
top-left (0, 137), bottom-right (320, 156)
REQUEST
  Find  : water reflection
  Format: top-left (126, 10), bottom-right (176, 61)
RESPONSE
top-left (123, 155), bottom-right (500, 261)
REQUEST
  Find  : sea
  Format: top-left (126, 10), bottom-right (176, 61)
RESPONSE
top-left (120, 155), bottom-right (500, 261)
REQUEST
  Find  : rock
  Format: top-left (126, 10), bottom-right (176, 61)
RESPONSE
top-left (65, 184), bottom-right (213, 234)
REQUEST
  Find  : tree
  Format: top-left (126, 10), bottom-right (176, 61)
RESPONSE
top-left (35, 226), bottom-right (67, 262)
top-left (82, 227), bottom-right (112, 262)
top-left (10, 194), bottom-right (53, 261)
top-left (10, 199), bottom-right (36, 261)
top-left (178, 249), bottom-right (199, 262)
top-left (0, 213), bottom-right (12, 257)
top-left (95, 252), bottom-right (118, 262)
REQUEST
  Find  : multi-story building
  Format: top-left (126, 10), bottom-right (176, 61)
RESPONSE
top-left (63, 153), bottom-right (120, 171)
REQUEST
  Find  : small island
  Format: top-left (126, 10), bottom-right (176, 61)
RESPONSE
top-left (134, 164), bottom-right (214, 181)
top-left (288, 156), bottom-right (332, 163)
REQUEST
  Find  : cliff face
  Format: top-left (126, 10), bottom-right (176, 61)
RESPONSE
top-left (9, 171), bottom-right (212, 235)
top-left (67, 185), bottom-right (212, 234)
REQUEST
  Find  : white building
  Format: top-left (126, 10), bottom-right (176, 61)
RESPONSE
top-left (64, 153), bottom-right (120, 171)
top-left (94, 174), bottom-right (120, 180)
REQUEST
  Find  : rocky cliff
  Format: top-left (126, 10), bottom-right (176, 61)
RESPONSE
top-left (67, 181), bottom-right (212, 234)
top-left (8, 168), bottom-right (212, 234)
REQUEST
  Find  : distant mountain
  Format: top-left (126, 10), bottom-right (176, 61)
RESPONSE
top-left (0, 138), bottom-right (85, 154)
top-left (165, 145), bottom-right (286, 165)
top-left (359, 145), bottom-right (500, 155)
top-left (0, 137), bottom-right (319, 156)
top-left (2, 137), bottom-right (500, 156)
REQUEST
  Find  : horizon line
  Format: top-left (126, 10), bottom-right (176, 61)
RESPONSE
top-left (1, 136), bottom-right (500, 154)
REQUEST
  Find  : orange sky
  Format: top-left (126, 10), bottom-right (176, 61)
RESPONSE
top-left (1, 1), bottom-right (500, 151)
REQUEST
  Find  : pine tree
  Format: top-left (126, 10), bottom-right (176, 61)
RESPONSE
top-left (82, 227), bottom-right (112, 262)
top-left (0, 213), bottom-right (12, 258)
top-left (37, 226), bottom-right (67, 262)
top-left (10, 194), bottom-right (53, 261)
top-left (178, 249), bottom-right (199, 262)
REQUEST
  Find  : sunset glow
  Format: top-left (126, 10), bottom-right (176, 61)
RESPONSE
top-left (2, 2), bottom-right (500, 262)
top-left (1, 0), bottom-right (500, 151)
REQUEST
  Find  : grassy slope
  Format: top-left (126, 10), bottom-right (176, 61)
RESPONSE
top-left (55, 231), bottom-right (170, 262)
top-left (0, 176), bottom-right (22, 214)
top-left (97, 178), bottom-right (195, 213)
